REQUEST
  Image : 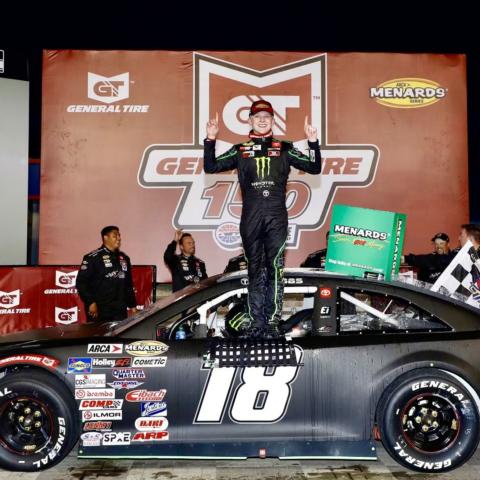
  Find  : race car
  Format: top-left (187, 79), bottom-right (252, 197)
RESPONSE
top-left (0, 269), bottom-right (479, 473)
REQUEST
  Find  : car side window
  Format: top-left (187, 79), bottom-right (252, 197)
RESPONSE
top-left (156, 287), bottom-right (317, 340)
top-left (339, 288), bottom-right (450, 333)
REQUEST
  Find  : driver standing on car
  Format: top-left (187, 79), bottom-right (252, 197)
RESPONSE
top-left (204, 100), bottom-right (321, 337)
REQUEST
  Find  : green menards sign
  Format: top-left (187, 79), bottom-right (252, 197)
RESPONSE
top-left (325, 204), bottom-right (406, 281)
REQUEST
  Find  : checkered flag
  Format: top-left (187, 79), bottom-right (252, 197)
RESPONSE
top-left (431, 240), bottom-right (480, 308)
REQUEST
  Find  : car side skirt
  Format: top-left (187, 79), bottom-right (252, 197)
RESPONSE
top-left (78, 440), bottom-right (377, 460)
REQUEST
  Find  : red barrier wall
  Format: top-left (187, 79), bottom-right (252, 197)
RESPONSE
top-left (0, 266), bottom-right (156, 335)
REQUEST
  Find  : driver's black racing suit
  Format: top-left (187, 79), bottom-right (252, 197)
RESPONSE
top-left (204, 133), bottom-right (321, 329)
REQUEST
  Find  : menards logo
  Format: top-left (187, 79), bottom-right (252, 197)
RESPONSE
top-left (125, 340), bottom-right (169, 357)
top-left (370, 78), bottom-right (446, 108)
top-left (137, 52), bottom-right (379, 250)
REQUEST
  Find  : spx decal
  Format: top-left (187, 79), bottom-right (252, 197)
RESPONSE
top-left (194, 346), bottom-right (303, 424)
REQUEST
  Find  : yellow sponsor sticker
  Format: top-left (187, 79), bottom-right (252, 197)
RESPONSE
top-left (370, 78), bottom-right (446, 108)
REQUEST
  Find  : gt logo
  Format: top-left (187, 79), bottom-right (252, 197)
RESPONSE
top-left (87, 72), bottom-right (129, 103)
top-left (0, 290), bottom-right (20, 309)
top-left (194, 346), bottom-right (303, 424)
top-left (55, 306), bottom-right (78, 325)
top-left (55, 270), bottom-right (78, 288)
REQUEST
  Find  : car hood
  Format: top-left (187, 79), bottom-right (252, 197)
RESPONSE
top-left (0, 321), bottom-right (115, 351)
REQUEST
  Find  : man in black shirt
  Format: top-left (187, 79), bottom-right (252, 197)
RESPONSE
top-left (164, 229), bottom-right (208, 292)
top-left (76, 226), bottom-right (137, 322)
top-left (402, 232), bottom-right (455, 283)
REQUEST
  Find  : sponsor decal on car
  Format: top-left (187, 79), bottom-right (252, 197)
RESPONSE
top-left (81, 431), bottom-right (102, 447)
top-left (126, 390), bottom-right (166, 402)
top-left (112, 368), bottom-right (145, 379)
top-left (102, 432), bottom-right (131, 445)
top-left (0, 354), bottom-right (60, 370)
top-left (68, 357), bottom-right (92, 373)
top-left (319, 287), bottom-right (332, 298)
top-left (131, 357), bottom-right (167, 368)
top-left (75, 374), bottom-right (106, 388)
top-left (83, 421), bottom-right (112, 431)
top-left (91, 357), bottom-right (131, 368)
top-left (87, 344), bottom-right (123, 354)
top-left (79, 399), bottom-right (124, 410)
top-left (82, 410), bottom-right (122, 421)
top-left (75, 388), bottom-right (115, 399)
top-left (132, 431), bottom-right (169, 442)
top-left (135, 417), bottom-right (169, 431)
top-left (108, 380), bottom-right (144, 390)
top-left (125, 340), bottom-right (169, 357)
top-left (141, 401), bottom-right (168, 417)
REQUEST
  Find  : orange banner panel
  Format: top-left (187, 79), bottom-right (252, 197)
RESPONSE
top-left (40, 51), bottom-right (468, 281)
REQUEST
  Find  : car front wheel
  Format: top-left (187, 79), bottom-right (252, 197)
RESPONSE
top-left (377, 368), bottom-right (480, 473)
top-left (0, 370), bottom-right (78, 471)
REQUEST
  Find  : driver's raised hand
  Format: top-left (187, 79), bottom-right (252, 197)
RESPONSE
top-left (206, 112), bottom-right (219, 140)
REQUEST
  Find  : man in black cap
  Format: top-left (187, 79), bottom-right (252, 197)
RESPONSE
top-left (402, 232), bottom-right (455, 283)
top-left (203, 99), bottom-right (321, 336)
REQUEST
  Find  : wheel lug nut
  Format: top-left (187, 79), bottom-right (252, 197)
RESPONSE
top-left (34, 411), bottom-right (41, 418)
top-left (34, 421), bottom-right (41, 428)
top-left (24, 426), bottom-right (31, 431)
top-left (24, 407), bottom-right (31, 414)
top-left (415, 416), bottom-right (422, 423)
top-left (18, 416), bottom-right (24, 423)
top-left (432, 411), bottom-right (438, 418)
top-left (422, 425), bottom-right (429, 432)
top-left (420, 408), bottom-right (428, 414)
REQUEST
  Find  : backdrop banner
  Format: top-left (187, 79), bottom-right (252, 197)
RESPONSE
top-left (40, 51), bottom-right (469, 280)
top-left (0, 265), bottom-right (156, 334)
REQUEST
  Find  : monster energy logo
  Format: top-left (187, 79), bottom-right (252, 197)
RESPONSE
top-left (256, 156), bottom-right (270, 179)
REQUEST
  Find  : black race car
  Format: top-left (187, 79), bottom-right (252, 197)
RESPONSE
top-left (1, 269), bottom-right (480, 473)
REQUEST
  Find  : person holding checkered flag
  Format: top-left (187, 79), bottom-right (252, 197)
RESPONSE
top-left (431, 224), bottom-right (480, 307)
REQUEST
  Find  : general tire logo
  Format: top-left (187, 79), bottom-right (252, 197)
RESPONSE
top-left (0, 290), bottom-right (20, 309)
top-left (138, 53), bottom-right (379, 249)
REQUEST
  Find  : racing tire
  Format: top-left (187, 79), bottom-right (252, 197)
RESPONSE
top-left (377, 368), bottom-right (480, 473)
top-left (0, 370), bottom-right (78, 471)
